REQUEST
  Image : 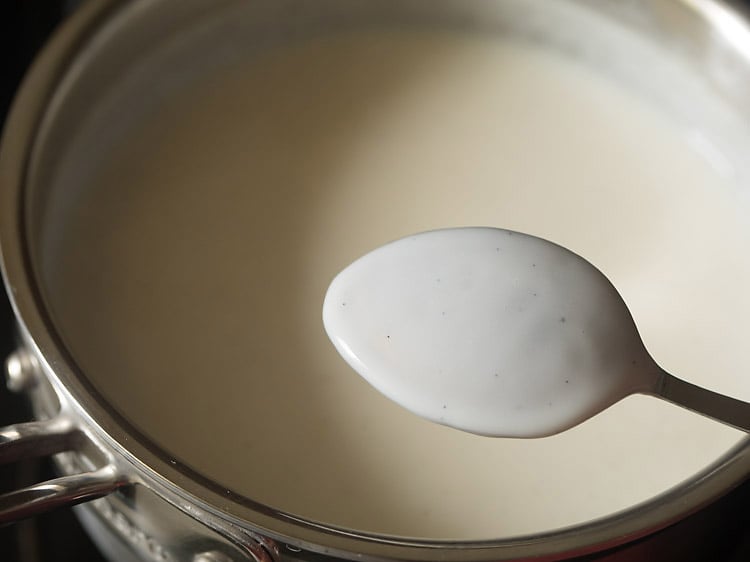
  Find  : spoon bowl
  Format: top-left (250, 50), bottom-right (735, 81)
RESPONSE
top-left (323, 227), bottom-right (750, 438)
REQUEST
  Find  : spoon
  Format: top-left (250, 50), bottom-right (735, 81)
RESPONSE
top-left (322, 227), bottom-right (750, 438)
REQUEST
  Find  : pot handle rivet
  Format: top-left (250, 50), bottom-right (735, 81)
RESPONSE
top-left (5, 349), bottom-right (40, 393)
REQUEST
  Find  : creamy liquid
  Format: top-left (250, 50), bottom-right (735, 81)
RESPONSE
top-left (323, 227), bottom-right (658, 438)
top-left (41, 30), bottom-right (750, 539)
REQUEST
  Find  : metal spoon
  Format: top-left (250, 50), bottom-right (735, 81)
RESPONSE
top-left (323, 227), bottom-right (750, 438)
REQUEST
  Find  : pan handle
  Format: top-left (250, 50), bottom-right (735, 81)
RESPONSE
top-left (0, 465), bottom-right (123, 523)
top-left (0, 351), bottom-right (126, 525)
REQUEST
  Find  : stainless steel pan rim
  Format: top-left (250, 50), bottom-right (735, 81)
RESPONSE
top-left (2, 1), bottom-right (750, 560)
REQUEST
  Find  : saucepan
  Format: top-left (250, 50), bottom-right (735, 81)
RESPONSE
top-left (2, 1), bottom-right (750, 560)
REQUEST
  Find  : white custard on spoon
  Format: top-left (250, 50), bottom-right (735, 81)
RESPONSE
top-left (323, 227), bottom-right (750, 438)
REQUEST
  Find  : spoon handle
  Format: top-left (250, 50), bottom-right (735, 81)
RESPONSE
top-left (655, 372), bottom-right (750, 433)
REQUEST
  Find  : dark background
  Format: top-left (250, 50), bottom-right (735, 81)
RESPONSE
top-left (0, 2), bottom-right (749, 561)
